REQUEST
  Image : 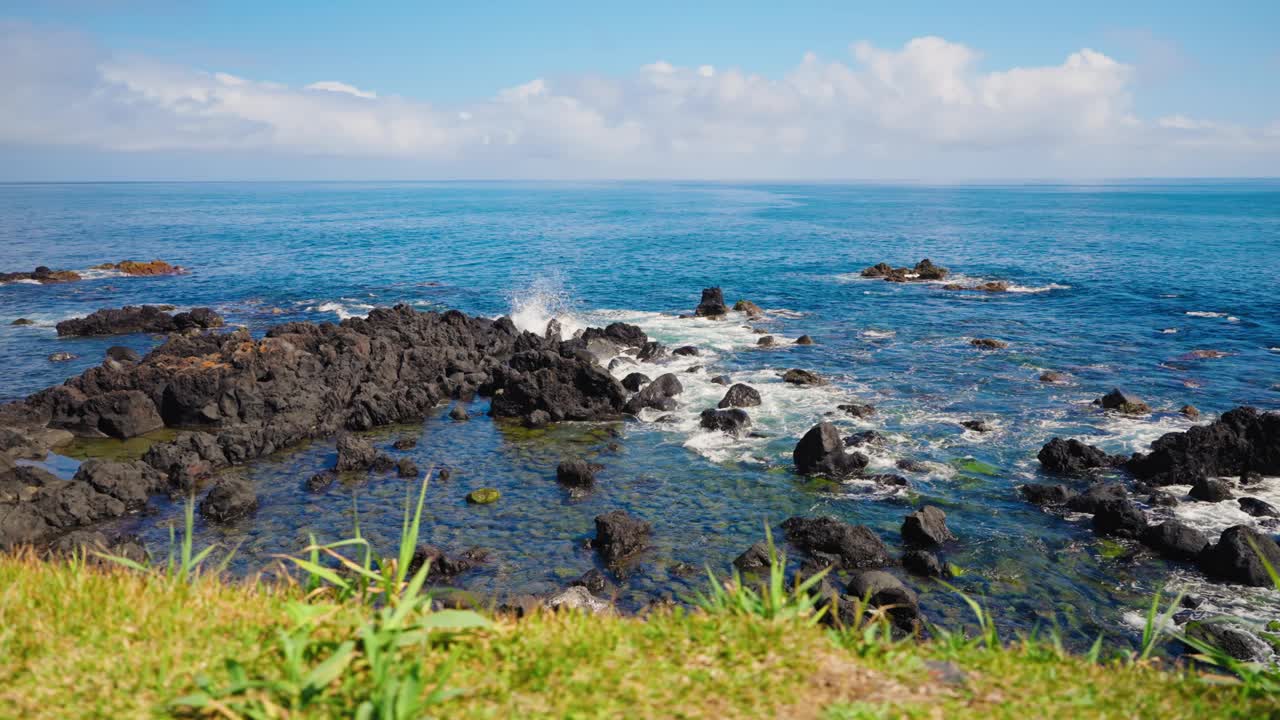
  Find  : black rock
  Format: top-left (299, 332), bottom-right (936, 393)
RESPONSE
top-left (72, 459), bottom-right (165, 509)
top-left (1038, 438), bottom-right (1122, 475)
top-left (56, 305), bottom-right (224, 337)
top-left (1189, 477), bottom-right (1232, 502)
top-left (699, 408), bottom-right (752, 436)
top-left (594, 510), bottom-right (652, 566)
top-left (396, 458), bottom-right (419, 479)
top-left (624, 373), bottom-right (684, 414)
top-left (718, 383), bottom-right (762, 408)
top-left (1184, 620), bottom-right (1273, 663)
top-left (847, 570), bottom-right (921, 632)
top-left (1238, 497), bottom-right (1280, 518)
top-left (837, 403), bottom-right (876, 418)
top-left (636, 341), bottom-right (668, 362)
top-left (843, 430), bottom-right (885, 448)
top-left (1067, 482), bottom-right (1127, 514)
top-left (392, 437), bottom-right (418, 450)
top-left (961, 420), bottom-right (992, 433)
top-left (335, 433), bottom-right (379, 472)
top-left (793, 423), bottom-right (869, 477)
top-left (1097, 388), bottom-right (1150, 414)
top-left (306, 471), bottom-right (336, 492)
top-left (198, 477), bottom-right (257, 522)
top-left (1092, 498), bottom-right (1147, 538)
top-left (408, 545), bottom-right (489, 582)
top-left (556, 459), bottom-right (597, 488)
top-left (1199, 525), bottom-right (1280, 586)
top-left (780, 516), bottom-right (891, 569)
top-left (621, 372), bottom-right (650, 392)
top-left (902, 549), bottom-right (946, 577)
top-left (569, 568), bottom-right (616, 596)
top-left (901, 506), bottom-right (956, 546)
top-left (1127, 407), bottom-right (1280, 486)
top-left (794, 335), bottom-right (814, 345)
top-left (710, 375), bottom-right (731, 386)
top-left (1020, 483), bottom-right (1077, 506)
top-left (782, 369), bottom-right (824, 386)
top-left (1142, 520), bottom-right (1209, 561)
top-left (733, 541), bottom-right (773, 573)
top-left (449, 405), bottom-right (470, 422)
top-left (673, 345), bottom-right (700, 356)
top-left (580, 322), bottom-right (648, 349)
top-left (1148, 491), bottom-right (1179, 507)
top-left (866, 473), bottom-right (909, 487)
top-left (695, 287), bottom-right (728, 318)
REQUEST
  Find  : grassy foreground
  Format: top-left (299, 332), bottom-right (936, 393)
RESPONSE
top-left (1, 553), bottom-right (1276, 719)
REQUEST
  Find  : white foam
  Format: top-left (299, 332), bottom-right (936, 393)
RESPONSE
top-left (1185, 311), bottom-right (1228, 319)
top-left (860, 329), bottom-right (896, 339)
top-left (310, 300), bottom-right (375, 321)
top-left (2, 278), bottom-right (43, 285)
top-left (1153, 476), bottom-right (1280, 538)
top-left (1160, 328), bottom-right (1179, 334)
top-left (507, 276), bottom-right (587, 337)
top-left (1006, 283), bottom-right (1071, 294)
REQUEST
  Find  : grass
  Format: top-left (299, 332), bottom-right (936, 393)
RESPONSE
top-left (0, 476), bottom-right (1276, 718)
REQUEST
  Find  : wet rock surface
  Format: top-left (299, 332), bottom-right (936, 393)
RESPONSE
top-left (593, 510), bottom-right (651, 567)
top-left (793, 422), bottom-right (868, 477)
top-left (56, 306), bottom-right (224, 337)
top-left (780, 516), bottom-right (891, 570)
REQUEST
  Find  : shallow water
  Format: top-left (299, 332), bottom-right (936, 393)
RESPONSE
top-left (2, 181), bottom-right (1279, 649)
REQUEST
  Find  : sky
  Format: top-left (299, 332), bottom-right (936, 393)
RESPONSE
top-left (1, 1), bottom-right (1278, 180)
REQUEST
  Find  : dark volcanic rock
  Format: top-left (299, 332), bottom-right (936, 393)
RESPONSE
top-left (1199, 525), bottom-right (1280, 586)
top-left (1185, 621), bottom-right (1273, 663)
top-left (847, 570), bottom-right (921, 632)
top-left (580, 322), bottom-right (648, 349)
top-left (335, 433), bottom-right (381, 472)
top-left (673, 345), bottom-right (700, 356)
top-left (1037, 438), bottom-right (1123, 475)
top-left (1189, 477), bottom-right (1233, 502)
top-left (1142, 520), bottom-right (1209, 561)
top-left (570, 568), bottom-right (616, 596)
top-left (72, 459), bottom-right (165, 509)
top-left (198, 477), bottom-right (257, 522)
top-left (621, 372), bottom-right (650, 392)
top-left (695, 287), bottom-right (728, 318)
top-left (636, 341), bottom-right (668, 363)
top-left (306, 471), bottom-right (336, 492)
top-left (733, 541), bottom-right (772, 573)
top-left (961, 420), bottom-right (992, 433)
top-left (699, 408), bottom-right (751, 436)
top-left (1091, 498), bottom-right (1147, 538)
top-left (901, 506), bottom-right (956, 546)
top-left (392, 436), bottom-right (417, 450)
top-left (780, 516), bottom-right (890, 569)
top-left (970, 338), bottom-right (1008, 349)
top-left (78, 390), bottom-right (165, 439)
top-left (710, 375), bottom-right (731, 386)
top-left (902, 550), bottom-right (945, 577)
top-left (1097, 388), bottom-right (1150, 415)
top-left (1238, 497), bottom-right (1279, 518)
top-left (556, 459), bottom-right (597, 488)
top-left (782, 369), bottom-right (824, 386)
top-left (408, 545), bottom-right (489, 582)
top-left (794, 335), bottom-right (814, 345)
top-left (104, 346), bottom-right (141, 367)
top-left (793, 423), bottom-right (869, 477)
top-left (56, 305), bottom-right (224, 337)
top-left (1128, 407), bottom-right (1280, 486)
top-left (1020, 483), bottom-right (1077, 506)
top-left (1066, 482), bottom-right (1127, 514)
top-left (449, 404), bottom-right (470, 422)
top-left (594, 510), bottom-right (651, 566)
top-left (843, 430), bottom-right (885, 448)
top-left (624, 373), bottom-right (683, 415)
top-left (396, 457), bottom-right (419, 479)
top-left (717, 383), bottom-right (761, 409)
top-left (490, 348), bottom-right (628, 422)
top-left (837, 403), bottom-right (876, 419)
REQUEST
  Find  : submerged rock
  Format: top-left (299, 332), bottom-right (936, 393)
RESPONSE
top-left (969, 338), bottom-right (1008, 349)
top-left (570, 568), bottom-right (616, 596)
top-left (901, 550), bottom-right (945, 577)
top-left (199, 478), bottom-right (257, 522)
top-left (733, 542), bottom-right (772, 573)
top-left (1039, 371), bottom-right (1067, 383)
top-left (335, 433), bottom-right (383, 472)
top-left (733, 299), bottom-right (764, 317)
top-left (837, 403), bottom-right (876, 418)
top-left (793, 423), bottom-right (869, 477)
top-left (847, 570), bottom-right (921, 632)
top-left (556, 459), bottom-right (597, 488)
top-left (1020, 483), bottom-right (1077, 506)
top-left (466, 488), bottom-right (501, 504)
top-left (961, 420), bottom-right (992, 433)
top-left (47, 352), bottom-right (77, 363)
top-left (594, 510), bottom-right (651, 567)
top-left (395, 458), bottom-right (419, 479)
top-left (1184, 621), bottom-right (1273, 663)
top-left (449, 405), bottom-right (470, 422)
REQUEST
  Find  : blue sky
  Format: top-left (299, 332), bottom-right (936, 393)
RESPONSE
top-left (1, 1), bottom-right (1277, 179)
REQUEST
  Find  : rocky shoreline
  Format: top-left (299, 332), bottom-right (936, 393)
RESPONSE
top-left (1, 285), bottom-right (1278, 644)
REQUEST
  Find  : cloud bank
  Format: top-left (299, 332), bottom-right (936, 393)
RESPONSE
top-left (1, 21), bottom-right (1276, 178)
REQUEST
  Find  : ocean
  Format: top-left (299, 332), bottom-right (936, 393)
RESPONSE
top-left (2, 180), bottom-right (1279, 648)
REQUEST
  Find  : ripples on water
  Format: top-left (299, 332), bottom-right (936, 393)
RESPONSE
top-left (2, 181), bottom-right (1279, 650)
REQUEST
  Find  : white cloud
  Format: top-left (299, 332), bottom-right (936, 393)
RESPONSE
top-left (0, 21), bottom-right (1276, 177)
top-left (305, 80), bottom-right (377, 99)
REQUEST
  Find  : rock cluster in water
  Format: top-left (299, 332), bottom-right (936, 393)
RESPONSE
top-left (859, 259), bottom-right (949, 283)
top-left (1, 259), bottom-right (186, 285)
